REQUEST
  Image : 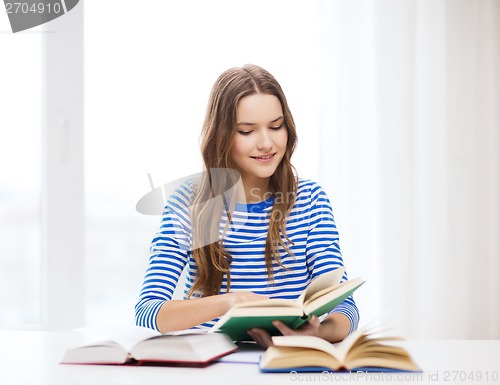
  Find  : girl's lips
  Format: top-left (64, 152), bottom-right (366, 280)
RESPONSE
top-left (251, 153), bottom-right (276, 162)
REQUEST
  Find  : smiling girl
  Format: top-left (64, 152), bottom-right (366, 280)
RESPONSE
top-left (135, 64), bottom-right (359, 346)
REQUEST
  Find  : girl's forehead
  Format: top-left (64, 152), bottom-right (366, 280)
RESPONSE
top-left (236, 94), bottom-right (283, 123)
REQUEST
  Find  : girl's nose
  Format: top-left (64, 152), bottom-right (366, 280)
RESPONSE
top-left (257, 130), bottom-right (273, 151)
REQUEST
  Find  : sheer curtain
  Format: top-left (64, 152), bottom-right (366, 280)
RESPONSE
top-left (319, 0), bottom-right (500, 339)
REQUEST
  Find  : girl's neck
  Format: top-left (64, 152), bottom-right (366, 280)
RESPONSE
top-left (241, 178), bottom-right (273, 204)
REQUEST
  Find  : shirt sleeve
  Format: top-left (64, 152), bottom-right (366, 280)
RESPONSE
top-left (305, 181), bottom-right (360, 334)
top-left (134, 185), bottom-right (192, 331)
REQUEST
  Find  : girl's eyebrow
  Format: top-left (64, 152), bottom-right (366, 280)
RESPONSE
top-left (236, 115), bottom-right (284, 127)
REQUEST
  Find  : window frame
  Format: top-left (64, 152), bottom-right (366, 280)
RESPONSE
top-left (40, 5), bottom-right (85, 329)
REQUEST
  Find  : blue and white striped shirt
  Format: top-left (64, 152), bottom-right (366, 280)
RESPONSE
top-left (135, 178), bottom-right (359, 333)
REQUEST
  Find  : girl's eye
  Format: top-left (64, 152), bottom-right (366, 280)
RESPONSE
top-left (270, 124), bottom-right (284, 131)
top-left (238, 130), bottom-right (253, 136)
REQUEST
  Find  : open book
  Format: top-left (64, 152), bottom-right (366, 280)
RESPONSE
top-left (259, 326), bottom-right (420, 372)
top-left (211, 267), bottom-right (364, 341)
top-left (61, 326), bottom-right (238, 366)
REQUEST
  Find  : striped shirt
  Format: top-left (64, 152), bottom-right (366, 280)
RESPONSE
top-left (135, 178), bottom-right (359, 333)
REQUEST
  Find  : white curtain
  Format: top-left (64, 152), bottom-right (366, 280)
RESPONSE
top-left (319, 0), bottom-right (500, 339)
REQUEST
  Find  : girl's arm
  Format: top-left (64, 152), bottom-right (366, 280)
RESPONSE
top-left (156, 291), bottom-right (268, 333)
top-left (316, 312), bottom-right (351, 341)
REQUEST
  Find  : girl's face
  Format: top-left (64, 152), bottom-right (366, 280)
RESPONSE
top-left (231, 93), bottom-right (288, 188)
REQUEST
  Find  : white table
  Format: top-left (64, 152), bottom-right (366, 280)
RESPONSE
top-left (0, 330), bottom-right (499, 385)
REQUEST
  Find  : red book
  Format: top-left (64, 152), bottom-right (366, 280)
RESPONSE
top-left (61, 327), bottom-right (237, 366)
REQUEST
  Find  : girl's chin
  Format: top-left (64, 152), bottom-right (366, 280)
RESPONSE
top-left (252, 171), bottom-right (278, 180)
top-left (239, 171), bottom-right (277, 182)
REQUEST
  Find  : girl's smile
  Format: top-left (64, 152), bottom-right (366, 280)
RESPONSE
top-left (251, 152), bottom-right (276, 162)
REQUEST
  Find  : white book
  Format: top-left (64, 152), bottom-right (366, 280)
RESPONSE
top-left (61, 326), bottom-right (238, 366)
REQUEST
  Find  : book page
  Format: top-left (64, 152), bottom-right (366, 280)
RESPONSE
top-left (298, 267), bottom-right (345, 305)
top-left (74, 325), bottom-right (161, 352)
top-left (342, 330), bottom-right (419, 371)
top-left (271, 335), bottom-right (341, 359)
top-left (333, 327), bottom-right (367, 362)
top-left (260, 346), bottom-right (342, 371)
top-left (334, 324), bottom-right (400, 362)
top-left (232, 298), bottom-right (301, 309)
top-left (303, 277), bottom-right (364, 318)
top-left (130, 333), bottom-right (238, 363)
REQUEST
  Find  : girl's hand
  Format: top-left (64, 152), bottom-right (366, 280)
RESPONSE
top-left (247, 315), bottom-right (322, 348)
top-left (224, 291), bottom-right (268, 311)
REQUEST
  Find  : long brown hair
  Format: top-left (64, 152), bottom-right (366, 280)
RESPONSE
top-left (188, 64), bottom-right (298, 298)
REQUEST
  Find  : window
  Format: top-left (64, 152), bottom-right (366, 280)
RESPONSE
top-left (83, 0), bottom-right (321, 325)
top-left (0, 29), bottom-right (42, 328)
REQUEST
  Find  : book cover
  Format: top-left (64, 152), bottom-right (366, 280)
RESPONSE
top-left (212, 269), bottom-right (364, 341)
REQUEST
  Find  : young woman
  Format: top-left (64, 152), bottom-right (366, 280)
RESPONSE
top-left (135, 64), bottom-right (359, 347)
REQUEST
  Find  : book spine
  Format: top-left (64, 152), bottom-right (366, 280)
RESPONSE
top-left (290, 315), bottom-right (310, 329)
